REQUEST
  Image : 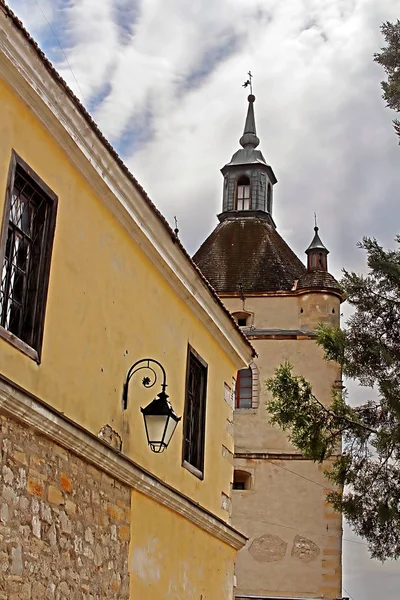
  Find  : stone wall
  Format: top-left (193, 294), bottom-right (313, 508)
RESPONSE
top-left (0, 413), bottom-right (130, 600)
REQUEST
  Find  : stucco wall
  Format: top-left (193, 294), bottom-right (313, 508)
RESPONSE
top-left (232, 457), bottom-right (342, 599)
top-left (223, 293), bottom-right (340, 332)
top-left (222, 293), bottom-right (342, 598)
top-left (130, 491), bottom-right (237, 600)
top-left (0, 78), bottom-right (238, 519)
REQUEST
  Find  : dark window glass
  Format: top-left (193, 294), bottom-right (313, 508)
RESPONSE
top-left (238, 317), bottom-right (247, 327)
top-left (182, 346), bottom-right (208, 476)
top-left (233, 481), bottom-right (245, 490)
top-left (233, 470), bottom-right (251, 490)
top-left (236, 367), bottom-right (253, 408)
top-left (0, 154), bottom-right (57, 357)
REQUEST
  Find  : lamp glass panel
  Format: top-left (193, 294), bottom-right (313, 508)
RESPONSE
top-left (163, 416), bottom-right (179, 447)
top-left (144, 414), bottom-right (168, 445)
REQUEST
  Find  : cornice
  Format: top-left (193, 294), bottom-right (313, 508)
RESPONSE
top-left (220, 288), bottom-right (343, 300)
top-left (0, 375), bottom-right (247, 551)
top-left (0, 10), bottom-right (253, 368)
top-left (242, 328), bottom-right (317, 340)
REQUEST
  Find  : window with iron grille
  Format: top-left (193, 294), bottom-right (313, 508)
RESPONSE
top-left (0, 153), bottom-right (57, 360)
top-left (236, 367), bottom-right (253, 408)
top-left (182, 346), bottom-right (208, 478)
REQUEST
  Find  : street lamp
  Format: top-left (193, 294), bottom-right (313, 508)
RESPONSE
top-left (122, 358), bottom-right (181, 453)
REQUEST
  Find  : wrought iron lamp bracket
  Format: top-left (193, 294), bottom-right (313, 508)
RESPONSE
top-left (122, 358), bottom-right (167, 410)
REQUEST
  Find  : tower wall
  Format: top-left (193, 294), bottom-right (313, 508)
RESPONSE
top-left (223, 293), bottom-right (342, 600)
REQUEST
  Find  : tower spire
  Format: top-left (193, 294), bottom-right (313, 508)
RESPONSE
top-left (239, 94), bottom-right (260, 149)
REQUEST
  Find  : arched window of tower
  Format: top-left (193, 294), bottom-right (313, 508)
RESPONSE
top-left (235, 367), bottom-right (252, 408)
top-left (267, 182), bottom-right (273, 213)
top-left (236, 175), bottom-right (251, 210)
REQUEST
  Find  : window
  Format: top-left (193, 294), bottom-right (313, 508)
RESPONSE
top-left (236, 176), bottom-right (250, 210)
top-left (0, 153), bottom-right (57, 360)
top-left (236, 367), bottom-right (253, 408)
top-left (232, 311), bottom-right (251, 328)
top-left (233, 470), bottom-right (252, 490)
top-left (182, 345), bottom-right (208, 478)
top-left (267, 182), bottom-right (273, 213)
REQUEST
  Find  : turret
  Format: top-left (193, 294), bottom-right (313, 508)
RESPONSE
top-left (219, 95), bottom-right (277, 225)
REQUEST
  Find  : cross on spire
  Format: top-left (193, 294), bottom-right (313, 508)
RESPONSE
top-left (242, 71), bottom-right (253, 95)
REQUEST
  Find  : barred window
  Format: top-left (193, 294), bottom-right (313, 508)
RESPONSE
top-left (182, 346), bottom-right (208, 478)
top-left (0, 153), bottom-right (57, 360)
top-left (236, 367), bottom-right (253, 408)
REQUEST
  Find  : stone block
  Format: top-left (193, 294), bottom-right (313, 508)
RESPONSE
top-left (27, 477), bottom-right (44, 498)
top-left (60, 474), bottom-right (72, 493)
top-left (48, 486), bottom-right (64, 506)
top-left (106, 503), bottom-right (124, 521)
top-left (118, 526), bottom-right (130, 541)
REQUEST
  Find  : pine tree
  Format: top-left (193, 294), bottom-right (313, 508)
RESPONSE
top-left (374, 20), bottom-right (400, 141)
top-left (266, 237), bottom-right (400, 561)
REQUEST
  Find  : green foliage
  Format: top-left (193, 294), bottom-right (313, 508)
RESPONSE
top-left (374, 20), bottom-right (400, 140)
top-left (267, 237), bottom-right (400, 561)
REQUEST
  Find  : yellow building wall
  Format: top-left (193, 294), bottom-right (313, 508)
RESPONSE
top-left (130, 491), bottom-right (236, 600)
top-left (0, 78), bottom-right (237, 519)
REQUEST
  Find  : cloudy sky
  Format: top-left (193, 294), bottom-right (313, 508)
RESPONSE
top-left (7, 0), bottom-right (400, 597)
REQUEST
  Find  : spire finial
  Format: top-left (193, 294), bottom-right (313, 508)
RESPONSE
top-left (242, 71), bottom-right (253, 95)
top-left (240, 73), bottom-right (260, 149)
top-left (314, 212), bottom-right (318, 231)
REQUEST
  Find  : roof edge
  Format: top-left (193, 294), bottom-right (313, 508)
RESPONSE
top-left (0, 1), bottom-right (256, 363)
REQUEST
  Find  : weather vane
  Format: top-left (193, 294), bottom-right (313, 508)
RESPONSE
top-left (242, 71), bottom-right (253, 94)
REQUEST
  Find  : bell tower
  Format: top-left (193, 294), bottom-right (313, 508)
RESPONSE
top-left (220, 95), bottom-right (277, 226)
top-left (193, 89), bottom-right (345, 600)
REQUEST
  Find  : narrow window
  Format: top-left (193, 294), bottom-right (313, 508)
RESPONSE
top-left (236, 176), bottom-right (251, 210)
top-left (0, 153), bottom-right (57, 360)
top-left (235, 367), bottom-right (253, 408)
top-left (182, 346), bottom-right (208, 478)
top-left (233, 470), bottom-right (252, 490)
top-left (267, 183), bottom-right (273, 213)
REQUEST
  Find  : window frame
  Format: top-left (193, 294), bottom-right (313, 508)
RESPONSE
top-left (235, 367), bottom-right (253, 409)
top-left (235, 175), bottom-right (251, 211)
top-left (182, 344), bottom-right (208, 479)
top-left (0, 151), bottom-right (58, 362)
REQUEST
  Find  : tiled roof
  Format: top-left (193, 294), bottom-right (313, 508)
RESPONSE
top-left (193, 216), bottom-right (307, 293)
top-left (0, 1), bottom-right (256, 356)
top-left (297, 270), bottom-right (342, 294)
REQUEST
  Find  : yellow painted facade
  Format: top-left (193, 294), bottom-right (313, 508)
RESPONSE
top-left (0, 8), bottom-right (253, 598)
top-left (0, 77), bottom-right (240, 516)
top-left (130, 491), bottom-right (237, 599)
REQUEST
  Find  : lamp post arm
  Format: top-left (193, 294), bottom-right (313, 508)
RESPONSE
top-left (122, 358), bottom-right (167, 410)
